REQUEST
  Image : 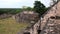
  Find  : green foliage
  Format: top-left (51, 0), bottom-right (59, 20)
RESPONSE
top-left (0, 8), bottom-right (23, 15)
top-left (26, 7), bottom-right (32, 11)
top-left (22, 6), bottom-right (33, 11)
top-left (8, 9), bottom-right (23, 14)
top-left (0, 7), bottom-right (33, 15)
top-left (33, 1), bottom-right (48, 16)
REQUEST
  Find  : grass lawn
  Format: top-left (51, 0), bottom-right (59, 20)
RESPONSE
top-left (0, 17), bottom-right (29, 34)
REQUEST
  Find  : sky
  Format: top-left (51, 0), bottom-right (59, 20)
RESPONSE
top-left (0, 0), bottom-right (51, 8)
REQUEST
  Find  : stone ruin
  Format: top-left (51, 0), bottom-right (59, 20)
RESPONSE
top-left (15, 11), bottom-right (39, 23)
top-left (19, 0), bottom-right (60, 34)
top-left (0, 13), bottom-right (12, 19)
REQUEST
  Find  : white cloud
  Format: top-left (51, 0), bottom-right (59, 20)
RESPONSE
top-left (39, 0), bottom-right (51, 7)
top-left (0, 0), bottom-right (21, 2)
top-left (0, 0), bottom-right (50, 8)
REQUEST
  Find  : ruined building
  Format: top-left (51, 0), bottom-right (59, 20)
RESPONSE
top-left (15, 11), bottom-right (39, 23)
top-left (21, 0), bottom-right (60, 34)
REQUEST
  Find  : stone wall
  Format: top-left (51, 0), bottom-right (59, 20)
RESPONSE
top-left (0, 13), bottom-right (12, 19)
top-left (22, 1), bottom-right (60, 34)
top-left (15, 11), bottom-right (39, 23)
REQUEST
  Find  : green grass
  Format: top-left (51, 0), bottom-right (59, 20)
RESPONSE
top-left (0, 17), bottom-right (29, 34)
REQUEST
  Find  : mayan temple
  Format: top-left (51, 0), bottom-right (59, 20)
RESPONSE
top-left (20, 0), bottom-right (60, 34)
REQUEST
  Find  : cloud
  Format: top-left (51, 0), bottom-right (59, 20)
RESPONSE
top-left (39, 0), bottom-right (51, 7)
top-left (0, 0), bottom-right (35, 8)
top-left (0, 0), bottom-right (50, 8)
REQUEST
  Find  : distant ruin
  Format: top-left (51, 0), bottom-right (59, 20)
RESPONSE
top-left (15, 11), bottom-right (39, 23)
top-left (0, 13), bottom-right (12, 19)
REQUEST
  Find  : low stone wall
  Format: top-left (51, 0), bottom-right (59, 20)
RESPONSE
top-left (0, 14), bottom-right (12, 19)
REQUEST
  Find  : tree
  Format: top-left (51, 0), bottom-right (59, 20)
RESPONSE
top-left (22, 6), bottom-right (33, 11)
top-left (0, 9), bottom-right (23, 15)
top-left (50, 0), bottom-right (57, 6)
top-left (26, 7), bottom-right (33, 11)
top-left (52, 0), bottom-right (57, 3)
top-left (33, 0), bottom-right (47, 16)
